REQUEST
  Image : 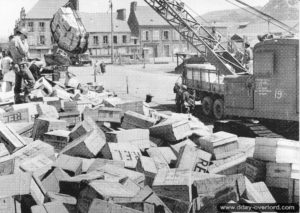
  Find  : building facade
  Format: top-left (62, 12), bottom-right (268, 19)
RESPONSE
top-left (128, 1), bottom-right (189, 57)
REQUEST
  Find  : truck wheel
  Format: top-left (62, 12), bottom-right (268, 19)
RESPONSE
top-left (202, 96), bottom-right (213, 116)
top-left (213, 99), bottom-right (224, 120)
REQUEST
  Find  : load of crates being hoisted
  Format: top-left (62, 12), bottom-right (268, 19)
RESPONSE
top-left (50, 6), bottom-right (89, 55)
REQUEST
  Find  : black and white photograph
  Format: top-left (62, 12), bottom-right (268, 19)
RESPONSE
top-left (0, 0), bottom-right (299, 212)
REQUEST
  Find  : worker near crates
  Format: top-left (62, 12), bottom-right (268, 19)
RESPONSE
top-left (181, 85), bottom-right (194, 114)
top-left (243, 41), bottom-right (253, 74)
top-left (8, 28), bottom-right (35, 104)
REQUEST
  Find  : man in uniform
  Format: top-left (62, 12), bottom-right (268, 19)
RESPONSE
top-left (174, 82), bottom-right (183, 113)
top-left (8, 28), bottom-right (35, 104)
top-left (243, 41), bottom-right (253, 74)
top-left (181, 85), bottom-right (194, 114)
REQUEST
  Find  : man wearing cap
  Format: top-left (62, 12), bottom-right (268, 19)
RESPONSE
top-left (8, 28), bottom-right (35, 103)
top-left (243, 41), bottom-right (253, 74)
top-left (181, 85), bottom-right (194, 114)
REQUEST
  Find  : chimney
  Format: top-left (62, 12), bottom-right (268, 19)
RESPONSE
top-left (131, 1), bottom-right (137, 12)
top-left (69, 0), bottom-right (79, 10)
top-left (117, 9), bottom-right (126, 21)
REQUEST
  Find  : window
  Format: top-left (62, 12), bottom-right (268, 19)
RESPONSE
top-left (173, 30), bottom-right (180, 40)
top-left (39, 22), bottom-right (45, 32)
top-left (163, 31), bottom-right (169, 40)
top-left (134, 39), bottom-right (138, 45)
top-left (103, 35), bottom-right (108, 44)
top-left (93, 36), bottom-right (99, 45)
top-left (27, 35), bottom-right (35, 45)
top-left (113, 35), bottom-right (118, 44)
top-left (153, 30), bottom-right (160, 41)
top-left (39, 35), bottom-right (45, 45)
top-left (122, 35), bottom-right (127, 44)
top-left (28, 22), bottom-right (34, 32)
top-left (142, 31), bottom-right (149, 41)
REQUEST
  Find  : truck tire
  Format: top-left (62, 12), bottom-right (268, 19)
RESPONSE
top-left (213, 99), bottom-right (224, 120)
top-left (202, 96), bottom-right (213, 116)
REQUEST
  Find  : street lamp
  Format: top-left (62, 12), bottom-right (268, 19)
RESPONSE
top-left (109, 0), bottom-right (114, 64)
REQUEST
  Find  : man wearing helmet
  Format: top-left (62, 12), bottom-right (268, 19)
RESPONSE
top-left (8, 27), bottom-right (35, 104)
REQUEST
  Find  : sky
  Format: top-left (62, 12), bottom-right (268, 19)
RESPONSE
top-left (0, 0), bottom-right (269, 40)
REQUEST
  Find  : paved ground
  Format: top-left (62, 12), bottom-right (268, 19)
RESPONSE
top-left (68, 62), bottom-right (180, 106)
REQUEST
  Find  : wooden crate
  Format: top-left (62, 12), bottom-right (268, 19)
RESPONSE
top-left (0, 108), bottom-right (29, 124)
top-left (147, 147), bottom-right (177, 169)
top-left (116, 202), bottom-right (155, 213)
top-left (31, 202), bottom-right (75, 213)
top-left (20, 154), bottom-right (53, 179)
top-left (41, 168), bottom-right (70, 193)
top-left (197, 131), bottom-right (239, 160)
top-left (103, 97), bottom-right (144, 116)
top-left (252, 182), bottom-right (276, 203)
top-left (0, 122), bottom-right (26, 154)
top-left (61, 129), bottom-right (108, 158)
top-left (121, 110), bottom-right (156, 129)
top-left (69, 116), bottom-right (100, 141)
top-left (37, 103), bottom-right (59, 119)
top-left (254, 137), bottom-right (300, 164)
top-left (176, 145), bottom-right (212, 173)
top-left (159, 196), bottom-right (192, 213)
top-left (106, 142), bottom-right (142, 169)
top-left (136, 156), bottom-right (157, 186)
top-left (0, 158), bottom-right (14, 176)
top-left (244, 157), bottom-right (266, 182)
top-left (42, 130), bottom-right (70, 152)
top-left (87, 158), bottom-right (125, 173)
top-left (170, 139), bottom-right (196, 156)
top-left (62, 101), bottom-right (78, 112)
top-left (83, 106), bottom-right (122, 123)
top-left (0, 197), bottom-right (21, 213)
top-left (150, 120), bottom-right (190, 142)
top-left (59, 111), bottom-right (81, 128)
top-left (32, 118), bottom-right (67, 141)
top-left (54, 154), bottom-right (82, 176)
top-left (0, 143), bottom-right (9, 158)
top-left (47, 192), bottom-right (77, 205)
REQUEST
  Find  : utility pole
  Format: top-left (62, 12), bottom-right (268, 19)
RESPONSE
top-left (110, 0), bottom-right (114, 64)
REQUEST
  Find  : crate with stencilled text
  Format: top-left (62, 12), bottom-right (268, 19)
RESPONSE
top-left (176, 145), bottom-right (212, 173)
top-left (0, 108), bottom-right (29, 124)
top-left (83, 106), bottom-right (122, 123)
top-left (196, 131), bottom-right (239, 160)
top-left (121, 110), bottom-right (156, 129)
top-left (42, 130), bottom-right (70, 151)
top-left (59, 111), bottom-right (81, 128)
top-left (103, 97), bottom-right (144, 116)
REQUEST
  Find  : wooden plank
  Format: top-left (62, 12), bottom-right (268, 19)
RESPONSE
top-left (11, 122), bottom-right (34, 137)
top-left (117, 202), bottom-right (155, 213)
top-left (176, 145), bottom-right (212, 173)
top-left (0, 108), bottom-right (29, 124)
top-left (31, 202), bottom-right (74, 213)
top-left (42, 130), bottom-right (70, 152)
top-left (197, 131), bottom-right (239, 160)
top-left (87, 199), bottom-right (144, 213)
top-left (54, 154), bottom-right (82, 176)
top-left (244, 157), bottom-right (266, 182)
top-left (32, 118), bottom-right (67, 141)
top-left (121, 110), bottom-right (156, 129)
top-left (149, 120), bottom-right (191, 142)
top-left (60, 128), bottom-right (108, 158)
top-left (107, 142), bottom-right (142, 169)
top-left (0, 122), bottom-right (26, 154)
top-left (244, 177), bottom-right (265, 203)
top-left (83, 106), bottom-right (122, 123)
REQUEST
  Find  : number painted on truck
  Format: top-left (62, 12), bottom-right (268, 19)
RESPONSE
top-left (275, 89), bottom-right (283, 100)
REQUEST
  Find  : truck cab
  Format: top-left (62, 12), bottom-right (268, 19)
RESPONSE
top-left (224, 38), bottom-right (299, 121)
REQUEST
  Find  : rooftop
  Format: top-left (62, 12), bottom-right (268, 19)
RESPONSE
top-left (79, 12), bottom-right (131, 33)
top-left (26, 0), bottom-right (69, 19)
top-left (134, 6), bottom-right (169, 26)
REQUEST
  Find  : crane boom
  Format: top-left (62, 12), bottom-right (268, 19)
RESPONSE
top-left (143, 0), bottom-right (248, 75)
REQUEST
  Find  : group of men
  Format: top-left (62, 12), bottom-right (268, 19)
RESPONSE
top-left (174, 82), bottom-right (194, 114)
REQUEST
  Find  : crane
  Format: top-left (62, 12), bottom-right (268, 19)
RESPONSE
top-left (143, 0), bottom-right (248, 76)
